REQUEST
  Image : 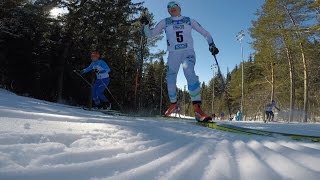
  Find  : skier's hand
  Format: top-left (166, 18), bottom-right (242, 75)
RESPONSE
top-left (140, 15), bottom-right (149, 25)
top-left (209, 43), bottom-right (219, 55)
top-left (93, 69), bottom-right (99, 73)
top-left (73, 69), bottom-right (80, 73)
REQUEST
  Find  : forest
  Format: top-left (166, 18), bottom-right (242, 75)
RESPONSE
top-left (1, 0), bottom-right (319, 122)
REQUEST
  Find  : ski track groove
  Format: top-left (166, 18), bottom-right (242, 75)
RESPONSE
top-left (201, 140), bottom-right (239, 180)
top-left (233, 140), bottom-right (280, 180)
top-left (296, 142), bottom-right (320, 150)
top-left (264, 142), bottom-right (319, 180)
top-left (278, 141), bottom-right (320, 153)
top-left (27, 139), bottom-right (159, 168)
top-left (1, 141), bottom-right (182, 180)
top-left (155, 140), bottom-right (210, 180)
top-left (0, 131), bottom-right (161, 169)
top-left (101, 141), bottom-right (200, 180)
top-left (265, 142), bottom-right (320, 173)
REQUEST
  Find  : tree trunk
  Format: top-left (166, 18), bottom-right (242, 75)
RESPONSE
top-left (300, 42), bottom-right (309, 122)
top-left (271, 62), bottom-right (275, 101)
top-left (56, 0), bottom-right (88, 102)
top-left (285, 46), bottom-right (295, 122)
top-left (135, 35), bottom-right (145, 111)
top-left (283, 5), bottom-right (309, 122)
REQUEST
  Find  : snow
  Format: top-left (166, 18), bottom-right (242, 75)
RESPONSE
top-left (0, 89), bottom-right (320, 180)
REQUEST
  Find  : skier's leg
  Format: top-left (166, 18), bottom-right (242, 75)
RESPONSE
top-left (96, 78), bottom-right (111, 109)
top-left (92, 81), bottom-right (101, 106)
top-left (264, 111), bottom-right (268, 123)
top-left (166, 51), bottom-right (182, 103)
top-left (182, 50), bottom-right (211, 121)
top-left (266, 111), bottom-right (272, 122)
top-left (182, 50), bottom-right (200, 102)
top-left (271, 111), bottom-right (274, 121)
top-left (97, 78), bottom-right (109, 103)
top-left (164, 51), bottom-right (182, 116)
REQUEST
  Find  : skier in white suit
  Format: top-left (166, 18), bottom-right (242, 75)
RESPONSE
top-left (140, 1), bottom-right (219, 121)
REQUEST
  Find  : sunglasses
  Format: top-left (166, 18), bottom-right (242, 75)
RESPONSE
top-left (167, 3), bottom-right (179, 9)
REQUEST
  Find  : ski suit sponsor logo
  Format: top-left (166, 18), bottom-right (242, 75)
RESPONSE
top-left (173, 20), bottom-right (184, 25)
top-left (173, 25), bottom-right (184, 30)
top-left (175, 43), bottom-right (188, 50)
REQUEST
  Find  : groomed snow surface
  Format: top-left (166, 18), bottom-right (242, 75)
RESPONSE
top-left (0, 89), bottom-right (320, 180)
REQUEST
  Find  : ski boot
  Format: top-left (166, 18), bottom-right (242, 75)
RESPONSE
top-left (102, 101), bottom-right (112, 110)
top-left (193, 103), bottom-right (212, 122)
top-left (164, 103), bottom-right (178, 117)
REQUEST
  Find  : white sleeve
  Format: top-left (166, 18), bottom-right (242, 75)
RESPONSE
top-left (144, 19), bottom-right (166, 38)
top-left (191, 19), bottom-right (214, 45)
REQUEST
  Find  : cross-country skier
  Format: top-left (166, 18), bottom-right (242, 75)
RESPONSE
top-left (140, 1), bottom-right (219, 121)
top-left (265, 100), bottom-right (280, 122)
top-left (80, 51), bottom-right (111, 109)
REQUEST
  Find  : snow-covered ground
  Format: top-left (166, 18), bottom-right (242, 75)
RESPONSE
top-left (0, 89), bottom-right (320, 180)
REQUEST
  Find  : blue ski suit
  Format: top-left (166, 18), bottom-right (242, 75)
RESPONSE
top-left (80, 59), bottom-right (111, 106)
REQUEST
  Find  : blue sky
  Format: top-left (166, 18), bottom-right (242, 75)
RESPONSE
top-left (132, 0), bottom-right (265, 89)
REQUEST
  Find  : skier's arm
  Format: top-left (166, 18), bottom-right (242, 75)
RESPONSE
top-left (191, 19), bottom-right (214, 45)
top-left (100, 61), bottom-right (111, 73)
top-left (143, 19), bottom-right (166, 38)
top-left (81, 62), bottom-right (94, 74)
top-left (105, 63), bottom-right (111, 73)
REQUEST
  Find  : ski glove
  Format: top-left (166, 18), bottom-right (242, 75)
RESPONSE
top-left (140, 15), bottom-right (149, 25)
top-left (209, 43), bottom-right (219, 55)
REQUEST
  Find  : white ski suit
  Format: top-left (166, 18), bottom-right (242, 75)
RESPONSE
top-left (144, 16), bottom-right (214, 103)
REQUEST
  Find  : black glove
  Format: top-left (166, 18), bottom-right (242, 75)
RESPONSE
top-left (209, 43), bottom-right (219, 55)
top-left (140, 15), bottom-right (149, 25)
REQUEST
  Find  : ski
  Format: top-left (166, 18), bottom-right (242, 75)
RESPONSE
top-left (197, 121), bottom-right (320, 142)
top-left (196, 121), bottom-right (263, 135)
top-left (216, 123), bottom-right (320, 142)
top-left (82, 107), bottom-right (126, 116)
top-left (160, 117), bottom-right (272, 135)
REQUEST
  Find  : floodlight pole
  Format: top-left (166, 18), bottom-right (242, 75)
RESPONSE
top-left (160, 71), bottom-right (163, 115)
top-left (236, 30), bottom-right (245, 116)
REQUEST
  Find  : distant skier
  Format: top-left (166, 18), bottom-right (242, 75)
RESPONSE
top-left (79, 51), bottom-right (111, 109)
top-left (212, 113), bottom-right (216, 120)
top-left (236, 110), bottom-right (242, 121)
top-left (140, 1), bottom-right (219, 121)
top-left (220, 112), bottom-right (225, 120)
top-left (265, 100), bottom-right (280, 122)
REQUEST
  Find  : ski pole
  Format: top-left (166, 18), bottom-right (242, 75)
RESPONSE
top-left (73, 70), bottom-right (92, 87)
top-left (212, 55), bottom-right (225, 90)
top-left (212, 54), bottom-right (232, 119)
top-left (213, 55), bottom-right (223, 81)
top-left (101, 81), bottom-right (124, 112)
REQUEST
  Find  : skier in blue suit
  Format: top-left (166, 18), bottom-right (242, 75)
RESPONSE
top-left (80, 51), bottom-right (111, 109)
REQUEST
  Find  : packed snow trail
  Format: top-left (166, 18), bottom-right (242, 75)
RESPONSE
top-left (0, 89), bottom-right (320, 180)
